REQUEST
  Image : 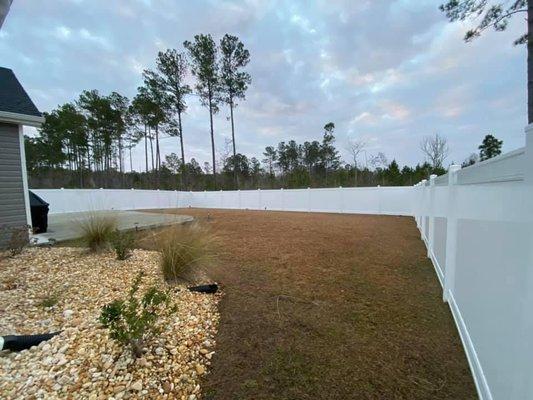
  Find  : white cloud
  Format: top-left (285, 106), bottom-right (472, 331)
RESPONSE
top-left (0, 0), bottom-right (527, 168)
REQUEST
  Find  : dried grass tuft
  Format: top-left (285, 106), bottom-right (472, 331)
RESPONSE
top-left (78, 213), bottom-right (117, 252)
top-left (156, 223), bottom-right (218, 283)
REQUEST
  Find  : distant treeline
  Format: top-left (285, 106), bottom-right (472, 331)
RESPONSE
top-left (28, 128), bottom-right (445, 190)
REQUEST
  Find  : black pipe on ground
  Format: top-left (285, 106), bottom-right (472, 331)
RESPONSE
top-left (188, 284), bottom-right (218, 294)
top-left (1, 332), bottom-right (60, 352)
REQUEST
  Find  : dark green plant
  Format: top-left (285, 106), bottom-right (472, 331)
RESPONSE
top-left (99, 272), bottom-right (176, 357)
top-left (479, 134), bottom-right (503, 161)
top-left (110, 229), bottom-right (135, 260)
top-left (39, 292), bottom-right (60, 308)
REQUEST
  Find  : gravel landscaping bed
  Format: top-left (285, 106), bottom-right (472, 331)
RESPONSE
top-left (0, 247), bottom-right (220, 399)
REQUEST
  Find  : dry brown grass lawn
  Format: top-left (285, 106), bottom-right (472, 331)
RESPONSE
top-left (142, 208), bottom-right (477, 400)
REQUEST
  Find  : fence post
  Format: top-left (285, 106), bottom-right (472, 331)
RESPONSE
top-left (443, 165), bottom-right (461, 302)
top-left (420, 180), bottom-right (427, 239)
top-left (377, 185), bottom-right (382, 215)
top-left (307, 187), bottom-right (311, 212)
top-left (130, 188), bottom-right (136, 210)
top-left (280, 188), bottom-right (284, 211)
top-left (415, 183), bottom-right (420, 228)
top-left (258, 188), bottom-right (261, 210)
top-left (238, 189), bottom-right (241, 210)
top-left (339, 186), bottom-right (343, 213)
top-left (427, 174), bottom-right (437, 258)
top-left (526, 124), bottom-right (533, 184)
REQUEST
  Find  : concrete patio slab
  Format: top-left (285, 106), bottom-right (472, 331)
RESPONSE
top-left (31, 210), bottom-right (193, 244)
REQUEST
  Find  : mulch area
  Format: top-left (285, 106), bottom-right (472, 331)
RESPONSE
top-left (144, 208), bottom-right (477, 400)
top-left (0, 247), bottom-right (220, 399)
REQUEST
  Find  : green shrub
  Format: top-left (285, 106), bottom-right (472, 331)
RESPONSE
top-left (99, 272), bottom-right (176, 357)
top-left (79, 213), bottom-right (117, 251)
top-left (39, 292), bottom-right (60, 308)
top-left (111, 230), bottom-right (135, 260)
top-left (157, 223), bottom-right (217, 283)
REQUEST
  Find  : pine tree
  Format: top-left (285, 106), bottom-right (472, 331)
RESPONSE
top-left (479, 134), bottom-right (503, 161)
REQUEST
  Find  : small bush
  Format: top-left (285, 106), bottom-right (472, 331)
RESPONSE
top-left (99, 272), bottom-right (175, 357)
top-left (1, 225), bottom-right (29, 257)
top-left (111, 230), bottom-right (135, 260)
top-left (157, 223), bottom-right (217, 283)
top-left (79, 213), bottom-right (117, 251)
top-left (39, 292), bottom-right (60, 308)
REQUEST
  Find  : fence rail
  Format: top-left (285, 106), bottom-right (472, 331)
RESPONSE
top-left (30, 125), bottom-right (533, 400)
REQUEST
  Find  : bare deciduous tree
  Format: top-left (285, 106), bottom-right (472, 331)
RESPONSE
top-left (346, 139), bottom-right (366, 186)
top-left (369, 152), bottom-right (388, 170)
top-left (420, 134), bottom-right (449, 168)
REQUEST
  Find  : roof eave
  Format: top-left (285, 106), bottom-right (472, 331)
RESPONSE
top-left (0, 110), bottom-right (44, 127)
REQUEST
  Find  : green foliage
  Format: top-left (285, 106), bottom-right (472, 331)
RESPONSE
top-left (39, 292), bottom-right (60, 308)
top-left (184, 34), bottom-right (221, 110)
top-left (79, 214), bottom-right (117, 251)
top-left (99, 272), bottom-right (176, 357)
top-left (111, 230), bottom-right (135, 260)
top-left (219, 34), bottom-right (251, 106)
top-left (158, 224), bottom-right (217, 283)
top-left (439, 0), bottom-right (527, 45)
top-left (479, 134), bottom-right (503, 161)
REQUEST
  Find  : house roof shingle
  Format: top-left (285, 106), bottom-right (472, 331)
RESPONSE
top-left (0, 67), bottom-right (42, 117)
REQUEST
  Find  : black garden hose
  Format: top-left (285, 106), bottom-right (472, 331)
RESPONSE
top-left (188, 284), bottom-right (218, 294)
top-left (1, 332), bottom-right (61, 352)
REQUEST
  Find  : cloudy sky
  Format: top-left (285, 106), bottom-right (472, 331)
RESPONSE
top-left (0, 0), bottom-right (527, 170)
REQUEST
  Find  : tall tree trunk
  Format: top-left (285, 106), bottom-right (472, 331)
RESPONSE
top-left (229, 98), bottom-right (238, 189)
top-left (354, 162), bottom-right (358, 187)
top-left (149, 129), bottom-right (154, 172)
top-left (118, 137), bottom-right (123, 174)
top-left (527, 0), bottom-right (533, 124)
top-left (144, 125), bottom-right (148, 173)
top-left (208, 94), bottom-right (217, 189)
top-left (155, 125), bottom-right (161, 171)
top-left (155, 125), bottom-right (160, 188)
top-left (178, 110), bottom-right (186, 189)
top-left (129, 145), bottom-right (133, 173)
top-left (78, 151), bottom-right (83, 188)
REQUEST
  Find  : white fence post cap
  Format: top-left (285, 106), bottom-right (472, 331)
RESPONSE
top-left (449, 164), bottom-right (461, 173)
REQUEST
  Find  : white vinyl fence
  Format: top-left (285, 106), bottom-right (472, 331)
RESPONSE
top-left (32, 186), bottom-right (414, 216)
top-left (413, 126), bottom-right (533, 400)
top-left (30, 126), bottom-right (533, 400)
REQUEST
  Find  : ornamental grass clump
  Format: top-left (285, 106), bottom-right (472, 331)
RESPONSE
top-left (99, 272), bottom-right (176, 357)
top-left (79, 213), bottom-right (117, 251)
top-left (157, 223), bottom-right (217, 283)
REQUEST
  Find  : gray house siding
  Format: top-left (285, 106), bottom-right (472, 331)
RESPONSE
top-left (0, 122), bottom-right (28, 248)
